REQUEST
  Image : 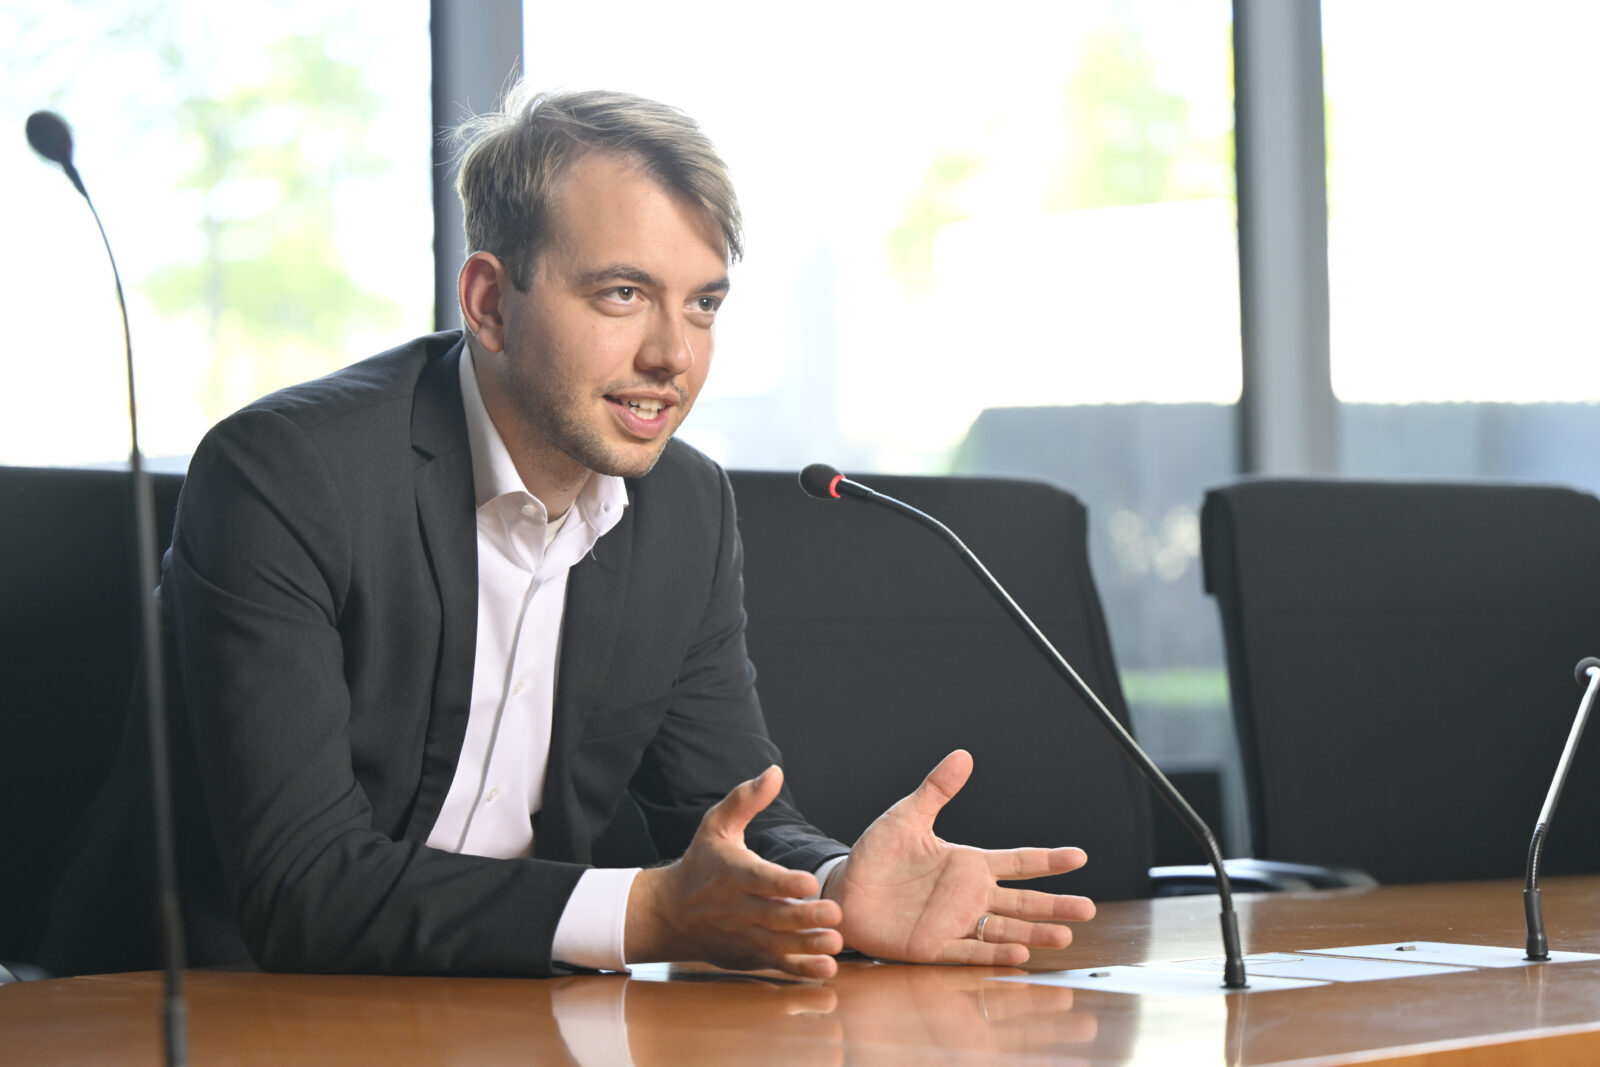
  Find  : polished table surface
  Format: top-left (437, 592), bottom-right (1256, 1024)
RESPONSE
top-left (6, 876), bottom-right (1600, 1065)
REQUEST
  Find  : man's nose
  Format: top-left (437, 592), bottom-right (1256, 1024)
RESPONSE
top-left (639, 310), bottom-right (694, 376)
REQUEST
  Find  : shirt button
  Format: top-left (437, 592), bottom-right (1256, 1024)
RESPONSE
top-left (512, 681), bottom-right (524, 696)
top-left (485, 787), bottom-right (500, 804)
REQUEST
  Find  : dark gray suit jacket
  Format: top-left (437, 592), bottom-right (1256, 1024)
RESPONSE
top-left (42, 331), bottom-right (846, 976)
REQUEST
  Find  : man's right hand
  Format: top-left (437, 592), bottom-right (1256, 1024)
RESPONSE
top-left (624, 766), bottom-right (844, 979)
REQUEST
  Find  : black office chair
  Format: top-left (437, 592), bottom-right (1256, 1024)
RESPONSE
top-left (717, 470), bottom-right (1158, 901)
top-left (1202, 478), bottom-right (1600, 884)
top-left (0, 466), bottom-right (184, 972)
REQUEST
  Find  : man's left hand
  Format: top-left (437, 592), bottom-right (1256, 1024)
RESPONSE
top-left (823, 750), bottom-right (1095, 966)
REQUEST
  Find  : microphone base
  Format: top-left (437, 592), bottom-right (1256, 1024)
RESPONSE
top-left (1220, 910), bottom-right (1249, 988)
top-left (1524, 887), bottom-right (1550, 962)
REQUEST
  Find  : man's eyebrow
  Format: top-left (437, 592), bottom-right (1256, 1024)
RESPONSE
top-left (574, 264), bottom-right (730, 294)
top-left (575, 264), bottom-right (658, 288)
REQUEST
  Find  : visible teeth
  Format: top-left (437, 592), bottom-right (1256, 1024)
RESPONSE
top-left (626, 399), bottom-right (663, 417)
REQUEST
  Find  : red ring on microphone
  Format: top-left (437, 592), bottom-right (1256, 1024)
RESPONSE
top-left (828, 474), bottom-right (843, 499)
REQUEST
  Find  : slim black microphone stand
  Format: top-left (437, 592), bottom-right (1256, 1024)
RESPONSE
top-left (1524, 657), bottom-right (1600, 961)
top-left (801, 465), bottom-right (1248, 989)
top-left (27, 111), bottom-right (189, 1067)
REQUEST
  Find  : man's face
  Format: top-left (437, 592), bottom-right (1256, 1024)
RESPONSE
top-left (476, 151), bottom-right (728, 498)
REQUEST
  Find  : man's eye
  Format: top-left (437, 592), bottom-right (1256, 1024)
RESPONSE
top-left (614, 287), bottom-right (636, 301)
top-left (696, 296), bottom-right (722, 313)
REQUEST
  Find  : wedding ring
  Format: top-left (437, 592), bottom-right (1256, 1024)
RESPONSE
top-left (974, 912), bottom-right (994, 942)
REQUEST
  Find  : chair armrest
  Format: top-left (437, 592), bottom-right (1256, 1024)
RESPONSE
top-left (1149, 858), bottom-right (1378, 897)
top-left (1230, 859), bottom-right (1378, 889)
top-left (0, 959), bottom-right (53, 983)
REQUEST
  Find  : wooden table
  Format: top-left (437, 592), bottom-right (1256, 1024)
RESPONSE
top-left (6, 876), bottom-right (1600, 1065)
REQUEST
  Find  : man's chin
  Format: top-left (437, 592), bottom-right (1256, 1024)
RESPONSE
top-left (588, 438), bottom-right (674, 481)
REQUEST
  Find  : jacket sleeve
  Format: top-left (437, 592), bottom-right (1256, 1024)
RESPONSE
top-left (170, 407), bottom-right (586, 975)
top-left (625, 460), bottom-right (851, 873)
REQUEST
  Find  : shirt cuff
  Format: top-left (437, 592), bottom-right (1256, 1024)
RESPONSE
top-left (813, 854), bottom-right (849, 899)
top-left (552, 866), bottom-right (640, 972)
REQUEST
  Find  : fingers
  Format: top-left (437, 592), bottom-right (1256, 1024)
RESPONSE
top-left (630, 869), bottom-right (842, 977)
top-left (703, 898), bottom-right (843, 978)
top-left (930, 915), bottom-right (1073, 966)
top-left (984, 845), bottom-right (1087, 881)
top-left (754, 895), bottom-right (842, 932)
top-left (989, 886), bottom-right (1096, 923)
top-left (777, 951), bottom-right (840, 980)
top-left (718, 916), bottom-right (844, 979)
top-left (905, 749), bottom-right (975, 821)
top-left (940, 887), bottom-right (1089, 969)
top-left (691, 848), bottom-right (830, 925)
top-left (718, 851), bottom-right (820, 901)
top-left (744, 921), bottom-right (844, 961)
top-left (963, 884), bottom-right (1094, 964)
top-left (628, 779), bottom-right (844, 977)
top-left (971, 913), bottom-right (1074, 951)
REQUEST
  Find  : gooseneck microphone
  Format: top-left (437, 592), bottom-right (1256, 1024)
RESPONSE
top-left (1524, 656), bottom-right (1600, 961)
top-left (799, 464), bottom-right (1248, 990)
top-left (27, 111), bottom-right (189, 1065)
top-left (25, 111), bottom-right (87, 196)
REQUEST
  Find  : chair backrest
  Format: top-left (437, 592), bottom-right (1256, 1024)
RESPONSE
top-left (0, 466), bottom-right (184, 961)
top-left (1202, 478), bottom-right (1600, 883)
top-left (726, 471), bottom-right (1153, 901)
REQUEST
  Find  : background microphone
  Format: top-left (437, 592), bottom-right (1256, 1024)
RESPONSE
top-left (25, 111), bottom-right (86, 196)
top-left (1525, 656), bottom-right (1600, 960)
top-left (26, 110), bottom-right (189, 1066)
top-left (799, 463), bottom-right (1248, 989)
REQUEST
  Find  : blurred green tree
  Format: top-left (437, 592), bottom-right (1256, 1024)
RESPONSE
top-left (1050, 22), bottom-right (1230, 211)
top-left (142, 29), bottom-right (402, 419)
top-left (885, 16), bottom-right (1232, 294)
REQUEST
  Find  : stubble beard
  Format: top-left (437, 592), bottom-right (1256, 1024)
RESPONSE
top-left (501, 364), bottom-right (683, 484)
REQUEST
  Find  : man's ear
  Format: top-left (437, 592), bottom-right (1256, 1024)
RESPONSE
top-left (459, 251), bottom-right (509, 353)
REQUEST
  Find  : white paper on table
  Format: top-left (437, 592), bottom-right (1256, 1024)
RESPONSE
top-left (1297, 941), bottom-right (1600, 968)
top-left (1160, 951), bottom-right (1469, 983)
top-left (988, 963), bottom-right (1325, 997)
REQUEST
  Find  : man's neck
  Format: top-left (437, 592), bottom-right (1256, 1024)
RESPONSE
top-left (466, 337), bottom-right (591, 518)
top-left (520, 461), bottom-right (590, 521)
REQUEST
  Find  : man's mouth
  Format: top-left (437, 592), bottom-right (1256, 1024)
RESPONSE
top-left (605, 394), bottom-right (677, 429)
top-left (617, 397), bottom-right (665, 418)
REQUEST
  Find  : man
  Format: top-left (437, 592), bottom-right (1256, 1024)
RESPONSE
top-left (43, 86), bottom-right (1093, 978)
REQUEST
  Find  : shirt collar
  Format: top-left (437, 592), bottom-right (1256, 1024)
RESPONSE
top-left (458, 343), bottom-right (628, 535)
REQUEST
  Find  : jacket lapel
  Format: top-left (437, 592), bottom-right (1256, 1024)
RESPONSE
top-left (402, 337), bottom-right (479, 842)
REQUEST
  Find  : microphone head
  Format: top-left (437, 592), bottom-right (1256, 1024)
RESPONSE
top-left (26, 110), bottom-right (75, 167)
top-left (799, 463), bottom-right (844, 500)
top-left (1577, 657), bottom-right (1600, 687)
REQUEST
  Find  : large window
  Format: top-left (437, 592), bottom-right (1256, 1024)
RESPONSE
top-left (3, 1), bottom-right (1246, 850)
top-left (525, 0), bottom-right (1244, 848)
top-left (1324, 2), bottom-right (1600, 491)
top-left (1, 0), bottom-right (433, 467)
